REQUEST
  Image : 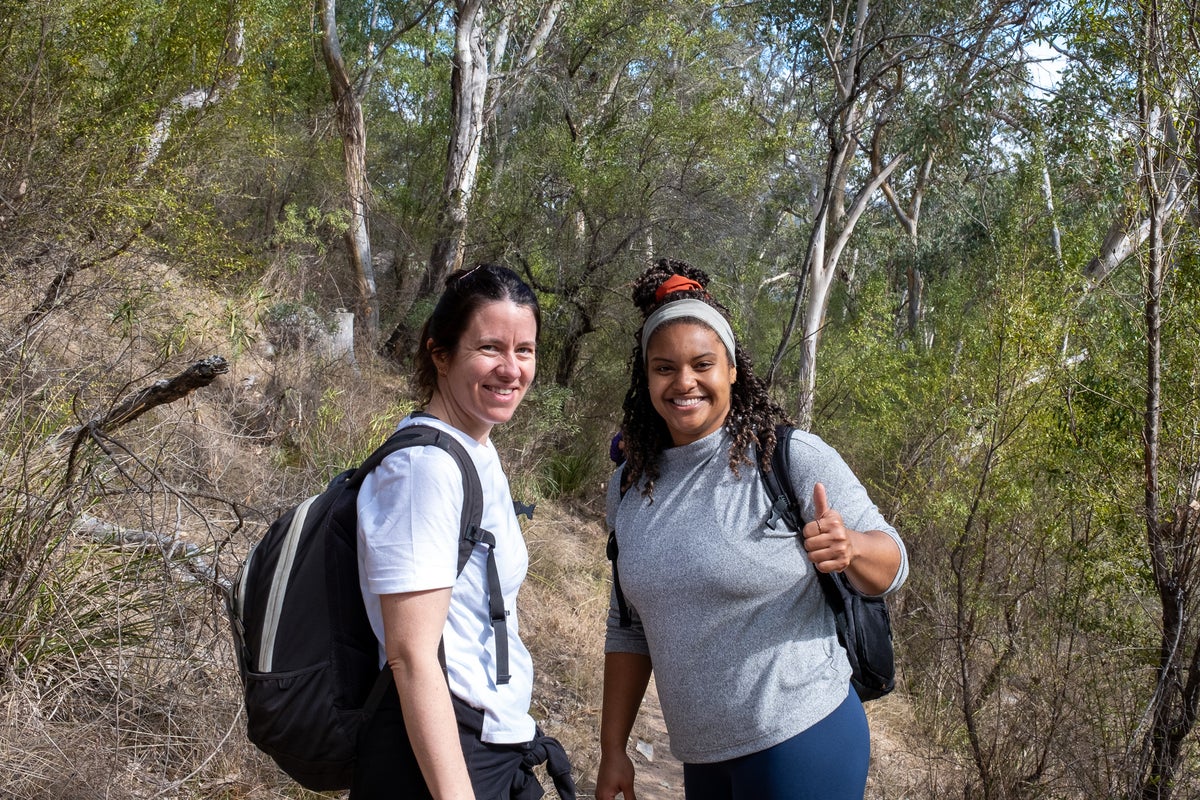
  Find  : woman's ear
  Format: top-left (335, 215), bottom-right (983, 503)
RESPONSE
top-left (429, 339), bottom-right (449, 376)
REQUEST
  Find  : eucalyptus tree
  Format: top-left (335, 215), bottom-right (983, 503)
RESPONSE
top-left (810, 144), bottom-right (1130, 798)
top-left (418, 0), bottom-right (565, 297)
top-left (1018, 0), bottom-right (1200, 793)
top-left (1066, 0), bottom-right (1200, 794)
top-left (318, 0), bottom-right (438, 343)
top-left (753, 0), bottom-right (1046, 428)
top-left (477, 1), bottom-right (782, 388)
top-left (377, 0), bottom-right (566, 358)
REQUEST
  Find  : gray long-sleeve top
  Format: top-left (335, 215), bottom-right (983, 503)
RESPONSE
top-left (605, 426), bottom-right (908, 764)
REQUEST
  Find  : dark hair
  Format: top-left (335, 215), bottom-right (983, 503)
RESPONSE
top-left (621, 258), bottom-right (788, 496)
top-left (413, 263), bottom-right (541, 404)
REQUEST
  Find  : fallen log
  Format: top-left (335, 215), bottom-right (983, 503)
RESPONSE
top-left (74, 513), bottom-right (221, 587)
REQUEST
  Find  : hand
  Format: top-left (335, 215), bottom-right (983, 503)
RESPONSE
top-left (802, 482), bottom-right (853, 573)
top-left (595, 750), bottom-right (637, 800)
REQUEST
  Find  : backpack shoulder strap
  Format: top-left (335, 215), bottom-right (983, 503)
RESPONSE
top-left (348, 423), bottom-right (483, 573)
top-left (760, 425), bottom-right (848, 612)
top-left (350, 421), bottom-right (511, 685)
top-left (607, 463), bottom-right (632, 628)
top-left (606, 530), bottom-right (631, 628)
top-left (760, 424), bottom-right (805, 533)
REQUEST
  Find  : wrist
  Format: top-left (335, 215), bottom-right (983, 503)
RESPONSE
top-left (600, 737), bottom-right (630, 757)
top-left (845, 527), bottom-right (862, 566)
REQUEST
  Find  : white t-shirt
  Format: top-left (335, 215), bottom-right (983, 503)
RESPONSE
top-left (356, 415), bottom-right (535, 743)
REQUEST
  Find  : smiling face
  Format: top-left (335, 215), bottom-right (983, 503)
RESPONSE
top-left (430, 299), bottom-right (538, 442)
top-left (644, 320), bottom-right (737, 447)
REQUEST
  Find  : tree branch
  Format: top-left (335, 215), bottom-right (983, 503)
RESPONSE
top-left (57, 356), bottom-right (230, 449)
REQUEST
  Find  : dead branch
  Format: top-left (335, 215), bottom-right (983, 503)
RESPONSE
top-left (58, 356), bottom-right (230, 450)
top-left (20, 254), bottom-right (79, 329)
top-left (74, 513), bottom-right (221, 587)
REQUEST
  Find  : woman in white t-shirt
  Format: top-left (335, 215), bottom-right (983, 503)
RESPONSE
top-left (353, 263), bottom-right (575, 800)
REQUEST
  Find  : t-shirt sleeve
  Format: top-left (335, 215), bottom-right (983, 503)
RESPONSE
top-left (605, 586), bottom-right (651, 656)
top-left (785, 430), bottom-right (909, 596)
top-left (357, 445), bottom-right (464, 596)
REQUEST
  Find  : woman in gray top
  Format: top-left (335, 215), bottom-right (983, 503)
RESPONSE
top-left (596, 260), bottom-right (908, 800)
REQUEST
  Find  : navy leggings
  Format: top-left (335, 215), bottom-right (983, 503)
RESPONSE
top-left (681, 691), bottom-right (869, 800)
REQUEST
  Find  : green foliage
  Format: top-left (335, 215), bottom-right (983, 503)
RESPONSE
top-left (5, 541), bottom-right (180, 670)
top-left (366, 401), bottom-right (421, 444)
top-left (274, 385), bottom-right (350, 475)
top-left (220, 299), bottom-right (259, 357)
top-left (519, 383), bottom-right (582, 445)
top-left (500, 383), bottom-right (613, 502)
top-left (799, 141), bottom-right (1189, 793)
top-left (152, 309), bottom-right (206, 360)
top-left (0, 376), bottom-right (182, 677)
top-left (110, 291), bottom-right (155, 339)
top-left (273, 203), bottom-right (352, 254)
top-left (539, 450), bottom-right (607, 500)
top-left (272, 379), bottom-right (418, 479)
top-left (0, 473), bottom-right (72, 670)
top-left (472, 1), bottom-right (786, 389)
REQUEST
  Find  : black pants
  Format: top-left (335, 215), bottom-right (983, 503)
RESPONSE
top-left (351, 679), bottom-right (575, 800)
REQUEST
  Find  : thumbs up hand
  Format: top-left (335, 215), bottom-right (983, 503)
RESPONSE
top-left (802, 483), bottom-right (853, 573)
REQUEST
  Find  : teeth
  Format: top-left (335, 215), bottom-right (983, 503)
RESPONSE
top-left (491, 387), bottom-right (515, 396)
top-left (673, 398), bottom-right (702, 407)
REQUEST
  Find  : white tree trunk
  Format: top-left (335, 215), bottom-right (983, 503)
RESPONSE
top-left (137, 20), bottom-right (244, 178)
top-left (425, 0), bottom-right (488, 294)
top-left (320, 0), bottom-right (380, 341)
top-left (1041, 161), bottom-right (1064, 269)
top-left (786, 148), bottom-right (902, 428)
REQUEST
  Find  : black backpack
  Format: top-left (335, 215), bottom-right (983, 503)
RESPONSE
top-left (226, 422), bottom-right (511, 791)
top-left (757, 425), bottom-right (896, 701)
top-left (606, 426), bottom-right (896, 702)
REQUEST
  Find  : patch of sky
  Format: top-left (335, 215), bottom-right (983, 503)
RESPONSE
top-left (1025, 38), bottom-right (1065, 99)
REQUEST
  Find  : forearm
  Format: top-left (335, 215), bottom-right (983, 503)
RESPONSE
top-left (379, 589), bottom-right (473, 800)
top-left (600, 651), bottom-right (653, 755)
top-left (391, 656), bottom-right (474, 800)
top-left (596, 651), bottom-right (653, 800)
top-left (844, 528), bottom-right (903, 596)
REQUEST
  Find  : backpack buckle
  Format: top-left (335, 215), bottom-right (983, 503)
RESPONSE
top-left (765, 496), bottom-right (789, 531)
top-left (465, 525), bottom-right (496, 548)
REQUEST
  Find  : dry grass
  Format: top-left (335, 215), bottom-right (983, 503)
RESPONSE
top-left (518, 498), bottom-right (612, 793)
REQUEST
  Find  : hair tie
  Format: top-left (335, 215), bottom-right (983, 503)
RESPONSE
top-left (655, 275), bottom-right (705, 303)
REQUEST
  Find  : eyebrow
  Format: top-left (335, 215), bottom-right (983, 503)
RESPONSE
top-left (477, 335), bottom-right (537, 348)
top-left (648, 351), bottom-right (718, 363)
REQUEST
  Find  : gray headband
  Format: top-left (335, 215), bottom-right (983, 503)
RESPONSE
top-left (641, 299), bottom-right (737, 364)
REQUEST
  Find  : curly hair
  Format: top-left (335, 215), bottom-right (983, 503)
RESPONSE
top-left (620, 258), bottom-right (789, 496)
